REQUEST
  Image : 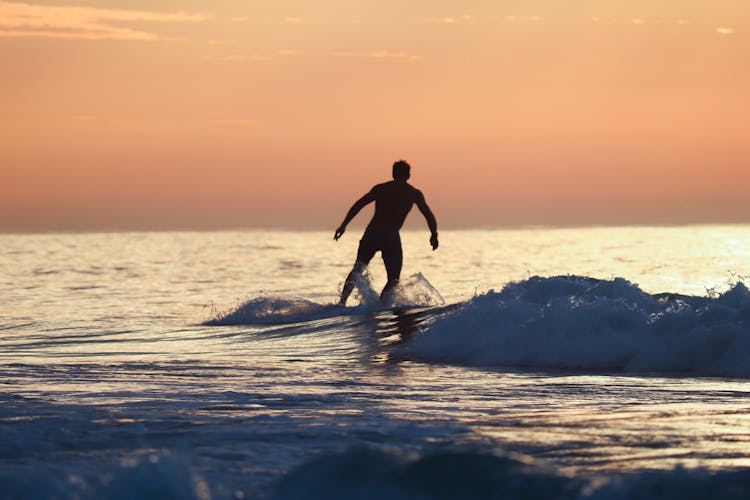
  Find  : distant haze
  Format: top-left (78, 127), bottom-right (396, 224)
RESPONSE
top-left (1, 1), bottom-right (748, 231)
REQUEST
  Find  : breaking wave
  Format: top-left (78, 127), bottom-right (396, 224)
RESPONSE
top-left (271, 447), bottom-right (750, 500)
top-left (406, 275), bottom-right (750, 377)
top-left (205, 273), bottom-right (445, 326)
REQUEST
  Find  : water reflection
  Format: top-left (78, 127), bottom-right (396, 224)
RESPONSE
top-left (358, 307), bottom-right (440, 366)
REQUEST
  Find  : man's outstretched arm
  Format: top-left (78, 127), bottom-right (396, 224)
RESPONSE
top-left (334, 191), bottom-right (376, 240)
top-left (416, 193), bottom-right (439, 250)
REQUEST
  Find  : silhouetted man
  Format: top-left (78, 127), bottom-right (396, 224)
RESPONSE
top-left (334, 160), bottom-right (438, 306)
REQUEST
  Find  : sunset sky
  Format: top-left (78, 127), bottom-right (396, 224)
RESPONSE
top-left (1, 0), bottom-right (748, 231)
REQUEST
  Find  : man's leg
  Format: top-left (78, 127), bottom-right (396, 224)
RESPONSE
top-left (339, 236), bottom-right (377, 306)
top-left (380, 277), bottom-right (399, 302)
top-left (380, 234), bottom-right (403, 303)
top-left (339, 261), bottom-right (365, 306)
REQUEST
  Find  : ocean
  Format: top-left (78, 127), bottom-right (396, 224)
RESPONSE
top-left (2, 226), bottom-right (750, 499)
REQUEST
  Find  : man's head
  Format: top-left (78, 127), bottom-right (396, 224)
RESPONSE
top-left (392, 160), bottom-right (411, 181)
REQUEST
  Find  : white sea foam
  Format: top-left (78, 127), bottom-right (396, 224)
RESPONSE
top-left (206, 273), bottom-right (445, 325)
top-left (344, 270), bottom-right (445, 308)
top-left (406, 275), bottom-right (750, 377)
top-left (204, 296), bottom-right (341, 325)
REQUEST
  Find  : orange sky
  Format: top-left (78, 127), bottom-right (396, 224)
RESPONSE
top-left (1, 0), bottom-right (748, 230)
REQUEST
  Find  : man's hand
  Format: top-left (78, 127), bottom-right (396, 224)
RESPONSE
top-left (334, 226), bottom-right (346, 240)
top-left (430, 232), bottom-right (439, 250)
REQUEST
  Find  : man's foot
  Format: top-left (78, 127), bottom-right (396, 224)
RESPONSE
top-left (380, 279), bottom-right (399, 307)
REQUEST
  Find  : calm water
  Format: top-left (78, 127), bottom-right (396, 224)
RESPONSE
top-left (2, 227), bottom-right (750, 499)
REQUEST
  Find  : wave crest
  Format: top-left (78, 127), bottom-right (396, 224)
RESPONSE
top-left (406, 276), bottom-right (750, 377)
top-left (204, 297), bottom-right (336, 325)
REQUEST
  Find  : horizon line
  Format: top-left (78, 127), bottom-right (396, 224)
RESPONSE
top-left (2, 221), bottom-right (750, 235)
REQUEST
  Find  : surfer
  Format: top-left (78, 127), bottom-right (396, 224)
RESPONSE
top-left (334, 160), bottom-right (438, 306)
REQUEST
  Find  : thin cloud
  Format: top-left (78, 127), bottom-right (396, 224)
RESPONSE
top-left (716, 27), bottom-right (735, 35)
top-left (425, 15), bottom-right (473, 24)
top-left (0, 1), bottom-right (207, 40)
top-left (209, 53), bottom-right (274, 62)
top-left (333, 50), bottom-right (423, 63)
top-left (284, 17), bottom-right (306, 24)
top-left (593, 17), bottom-right (697, 27)
top-left (276, 49), bottom-right (304, 56)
